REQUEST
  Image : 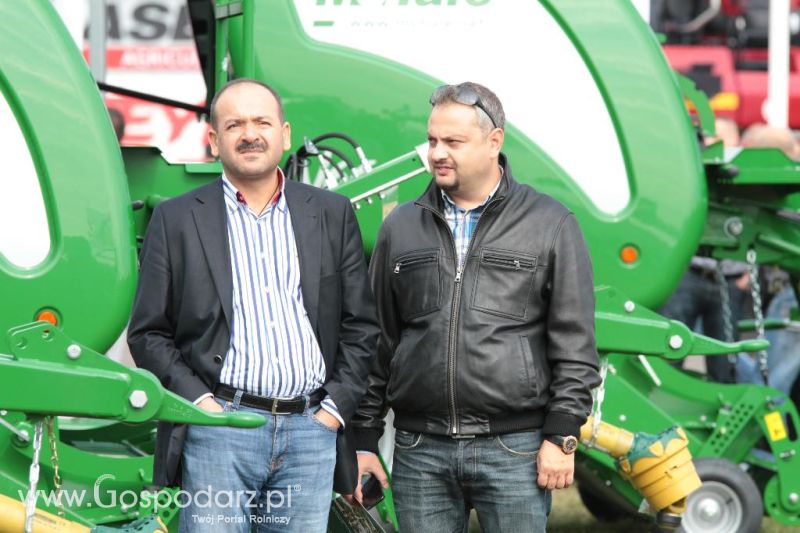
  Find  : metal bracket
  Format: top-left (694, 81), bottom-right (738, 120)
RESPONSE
top-left (215, 2), bottom-right (243, 19)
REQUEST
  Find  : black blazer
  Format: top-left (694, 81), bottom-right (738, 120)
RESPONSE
top-left (128, 178), bottom-right (379, 493)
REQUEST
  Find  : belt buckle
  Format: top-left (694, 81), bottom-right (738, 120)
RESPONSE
top-left (451, 433), bottom-right (475, 440)
top-left (270, 398), bottom-right (291, 415)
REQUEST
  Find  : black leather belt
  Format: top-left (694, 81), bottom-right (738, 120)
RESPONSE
top-left (214, 384), bottom-right (325, 415)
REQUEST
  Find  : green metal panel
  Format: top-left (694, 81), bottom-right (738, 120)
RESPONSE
top-left (123, 147), bottom-right (221, 242)
top-left (701, 147), bottom-right (800, 275)
top-left (536, 0), bottom-right (706, 309)
top-left (0, 0), bottom-right (136, 355)
top-left (0, 323), bottom-right (263, 526)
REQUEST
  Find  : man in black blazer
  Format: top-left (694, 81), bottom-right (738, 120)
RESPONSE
top-left (128, 78), bottom-right (378, 532)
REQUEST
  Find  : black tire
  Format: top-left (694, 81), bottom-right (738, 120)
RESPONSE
top-left (678, 458), bottom-right (763, 533)
top-left (577, 482), bottom-right (634, 522)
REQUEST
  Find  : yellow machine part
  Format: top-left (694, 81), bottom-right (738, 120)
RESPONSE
top-left (620, 428), bottom-right (701, 513)
top-left (580, 418), bottom-right (702, 513)
top-left (0, 492), bottom-right (89, 533)
top-left (579, 415), bottom-right (636, 456)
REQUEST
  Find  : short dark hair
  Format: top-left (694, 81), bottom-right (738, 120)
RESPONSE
top-left (429, 81), bottom-right (505, 132)
top-left (107, 107), bottom-right (125, 141)
top-left (208, 78), bottom-right (285, 129)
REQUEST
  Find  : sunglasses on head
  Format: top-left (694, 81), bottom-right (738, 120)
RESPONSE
top-left (430, 84), bottom-right (498, 129)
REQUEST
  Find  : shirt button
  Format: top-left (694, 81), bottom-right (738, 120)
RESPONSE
top-left (213, 354), bottom-right (223, 364)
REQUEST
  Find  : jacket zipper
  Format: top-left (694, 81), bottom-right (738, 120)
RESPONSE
top-left (394, 254), bottom-right (437, 274)
top-left (417, 197), bottom-right (502, 435)
top-left (483, 255), bottom-right (535, 270)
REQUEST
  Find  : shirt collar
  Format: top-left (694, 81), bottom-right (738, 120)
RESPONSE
top-left (222, 168), bottom-right (287, 215)
top-left (441, 167), bottom-right (503, 213)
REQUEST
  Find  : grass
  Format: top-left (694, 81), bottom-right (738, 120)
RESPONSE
top-left (462, 485), bottom-right (797, 532)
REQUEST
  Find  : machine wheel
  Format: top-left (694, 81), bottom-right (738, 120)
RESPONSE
top-left (678, 458), bottom-right (763, 533)
top-left (577, 483), bottom-right (632, 522)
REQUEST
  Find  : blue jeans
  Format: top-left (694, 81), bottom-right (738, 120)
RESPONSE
top-left (735, 352), bottom-right (764, 386)
top-left (391, 429), bottom-right (550, 533)
top-left (766, 286), bottom-right (800, 395)
top-left (179, 393), bottom-right (337, 532)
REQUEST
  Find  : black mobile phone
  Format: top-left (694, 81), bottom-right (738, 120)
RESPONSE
top-left (361, 474), bottom-right (385, 510)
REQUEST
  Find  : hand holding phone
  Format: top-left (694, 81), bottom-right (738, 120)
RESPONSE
top-left (360, 474), bottom-right (385, 510)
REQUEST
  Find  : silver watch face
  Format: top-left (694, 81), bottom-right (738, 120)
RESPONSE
top-left (563, 436), bottom-right (579, 454)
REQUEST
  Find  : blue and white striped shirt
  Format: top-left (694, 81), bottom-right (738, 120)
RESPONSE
top-left (441, 177), bottom-right (502, 269)
top-left (217, 172), bottom-right (341, 423)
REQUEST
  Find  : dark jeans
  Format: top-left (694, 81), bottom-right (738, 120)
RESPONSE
top-left (659, 269), bottom-right (747, 383)
top-left (391, 429), bottom-right (550, 533)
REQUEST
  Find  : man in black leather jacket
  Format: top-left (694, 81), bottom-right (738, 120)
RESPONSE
top-left (352, 82), bottom-right (601, 532)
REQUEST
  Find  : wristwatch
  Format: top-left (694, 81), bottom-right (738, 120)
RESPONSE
top-left (545, 434), bottom-right (579, 454)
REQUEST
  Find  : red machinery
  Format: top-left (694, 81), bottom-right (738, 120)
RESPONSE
top-left (656, 0), bottom-right (800, 127)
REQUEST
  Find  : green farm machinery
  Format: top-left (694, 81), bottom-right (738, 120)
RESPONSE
top-left (2, 1), bottom-right (800, 531)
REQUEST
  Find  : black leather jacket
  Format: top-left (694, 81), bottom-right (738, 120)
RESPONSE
top-left (352, 155), bottom-right (601, 453)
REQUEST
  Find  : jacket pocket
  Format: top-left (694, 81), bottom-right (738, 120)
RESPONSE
top-left (391, 249), bottom-right (441, 321)
top-left (519, 335), bottom-right (538, 397)
top-left (471, 248), bottom-right (537, 320)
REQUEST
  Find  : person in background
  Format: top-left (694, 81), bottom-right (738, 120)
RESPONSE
top-left (741, 123), bottom-right (799, 159)
top-left (660, 116), bottom-right (751, 383)
top-left (659, 256), bottom-right (749, 383)
top-left (736, 124), bottom-right (800, 387)
top-left (706, 116), bottom-right (740, 148)
top-left (764, 278), bottom-right (800, 395)
top-left (107, 107), bottom-right (125, 142)
top-left (662, 120), bottom-right (799, 385)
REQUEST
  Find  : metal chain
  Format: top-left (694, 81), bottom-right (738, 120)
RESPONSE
top-left (46, 417), bottom-right (64, 516)
top-left (714, 262), bottom-right (738, 381)
top-left (589, 355), bottom-right (609, 447)
top-left (747, 249), bottom-right (769, 383)
top-left (24, 419), bottom-right (44, 533)
top-left (714, 263), bottom-right (735, 343)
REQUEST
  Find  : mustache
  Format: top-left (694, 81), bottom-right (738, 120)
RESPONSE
top-left (237, 140), bottom-right (266, 152)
